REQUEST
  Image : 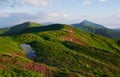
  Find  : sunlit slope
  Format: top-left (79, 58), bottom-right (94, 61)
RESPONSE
top-left (4, 23), bottom-right (119, 76)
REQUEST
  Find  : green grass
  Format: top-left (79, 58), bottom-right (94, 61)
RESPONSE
top-left (0, 23), bottom-right (120, 77)
top-left (0, 36), bottom-right (22, 54)
top-left (0, 69), bottom-right (44, 77)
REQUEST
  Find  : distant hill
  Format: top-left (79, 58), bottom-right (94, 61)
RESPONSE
top-left (73, 20), bottom-right (106, 29)
top-left (72, 20), bottom-right (120, 39)
top-left (2, 22), bottom-right (43, 35)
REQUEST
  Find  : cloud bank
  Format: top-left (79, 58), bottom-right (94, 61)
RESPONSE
top-left (20, 0), bottom-right (53, 6)
top-left (0, 0), bottom-right (53, 7)
top-left (0, 0), bottom-right (109, 7)
top-left (82, 0), bottom-right (92, 5)
top-left (98, 0), bottom-right (108, 2)
top-left (82, 0), bottom-right (108, 5)
top-left (0, 11), bottom-right (70, 28)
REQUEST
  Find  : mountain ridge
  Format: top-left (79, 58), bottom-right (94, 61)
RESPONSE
top-left (74, 20), bottom-right (106, 29)
top-left (72, 20), bottom-right (120, 39)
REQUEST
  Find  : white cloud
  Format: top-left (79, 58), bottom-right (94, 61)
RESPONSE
top-left (81, 0), bottom-right (108, 6)
top-left (0, 0), bottom-right (53, 7)
top-left (45, 11), bottom-right (69, 18)
top-left (82, 0), bottom-right (92, 5)
top-left (98, 0), bottom-right (108, 2)
top-left (0, 0), bottom-right (109, 7)
top-left (37, 11), bottom-right (70, 23)
top-left (20, 0), bottom-right (53, 6)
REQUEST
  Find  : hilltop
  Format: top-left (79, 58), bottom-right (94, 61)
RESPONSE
top-left (2, 22), bottom-right (43, 35)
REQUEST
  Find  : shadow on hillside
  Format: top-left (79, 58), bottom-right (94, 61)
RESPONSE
top-left (0, 24), bottom-right (65, 36)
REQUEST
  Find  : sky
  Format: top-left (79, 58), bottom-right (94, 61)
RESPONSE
top-left (0, 0), bottom-right (120, 28)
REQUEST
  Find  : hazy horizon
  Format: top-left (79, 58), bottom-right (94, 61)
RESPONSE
top-left (0, 0), bottom-right (120, 29)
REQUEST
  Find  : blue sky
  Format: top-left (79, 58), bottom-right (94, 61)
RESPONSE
top-left (0, 0), bottom-right (120, 28)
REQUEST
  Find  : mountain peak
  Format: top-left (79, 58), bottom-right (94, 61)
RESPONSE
top-left (20, 22), bottom-right (43, 27)
top-left (81, 20), bottom-right (96, 24)
top-left (80, 20), bottom-right (106, 28)
top-left (23, 21), bottom-right (34, 25)
top-left (82, 20), bottom-right (90, 22)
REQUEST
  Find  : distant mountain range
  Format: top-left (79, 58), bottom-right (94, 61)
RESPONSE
top-left (115, 28), bottom-right (120, 32)
top-left (1, 20), bottom-right (120, 39)
top-left (72, 20), bottom-right (120, 39)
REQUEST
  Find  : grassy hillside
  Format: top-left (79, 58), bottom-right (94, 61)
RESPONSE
top-left (0, 28), bottom-right (10, 35)
top-left (0, 36), bottom-right (70, 77)
top-left (0, 23), bottom-right (120, 77)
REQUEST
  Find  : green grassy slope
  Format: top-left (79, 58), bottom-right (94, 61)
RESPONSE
top-left (0, 23), bottom-right (120, 77)
top-left (0, 36), bottom-right (72, 77)
top-left (0, 28), bottom-right (10, 35)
